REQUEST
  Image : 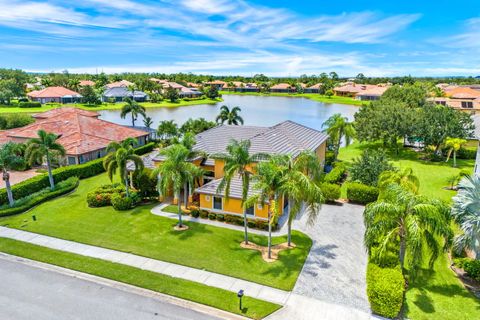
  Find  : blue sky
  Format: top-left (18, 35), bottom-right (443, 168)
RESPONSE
top-left (0, 0), bottom-right (479, 76)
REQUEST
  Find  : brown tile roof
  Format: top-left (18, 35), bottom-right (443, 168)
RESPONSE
top-left (355, 86), bottom-right (390, 97)
top-left (27, 86), bottom-right (81, 98)
top-left (106, 80), bottom-right (134, 88)
top-left (333, 84), bottom-right (377, 94)
top-left (446, 87), bottom-right (480, 99)
top-left (270, 83), bottom-right (293, 90)
top-left (33, 107), bottom-right (99, 119)
top-left (204, 80), bottom-right (226, 85)
top-left (79, 80), bottom-right (95, 86)
top-left (2, 108), bottom-right (148, 156)
top-left (307, 83), bottom-right (323, 89)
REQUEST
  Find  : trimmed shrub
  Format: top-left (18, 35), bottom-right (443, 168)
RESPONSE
top-left (320, 183), bottom-right (341, 202)
top-left (325, 151), bottom-right (335, 166)
top-left (255, 219), bottom-right (269, 231)
top-left (86, 183), bottom-right (123, 207)
top-left (457, 147), bottom-right (477, 160)
top-left (18, 101), bottom-right (42, 108)
top-left (132, 168), bottom-right (158, 198)
top-left (346, 182), bottom-right (379, 205)
top-left (111, 193), bottom-right (133, 211)
top-left (0, 113), bottom-right (35, 129)
top-left (455, 258), bottom-right (480, 281)
top-left (133, 142), bottom-right (156, 156)
top-left (324, 163), bottom-right (346, 184)
top-left (216, 214), bottom-right (224, 221)
top-left (0, 177), bottom-right (79, 217)
top-left (208, 212), bottom-right (216, 220)
top-left (190, 208), bottom-right (200, 218)
top-left (247, 219), bottom-right (256, 228)
top-left (225, 214), bottom-right (243, 226)
top-left (199, 210), bottom-right (209, 219)
top-left (366, 263), bottom-right (405, 318)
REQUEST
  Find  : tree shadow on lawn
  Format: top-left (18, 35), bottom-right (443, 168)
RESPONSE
top-left (166, 221), bottom-right (214, 240)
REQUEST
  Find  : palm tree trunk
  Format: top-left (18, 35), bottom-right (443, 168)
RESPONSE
top-left (268, 209), bottom-right (272, 259)
top-left (177, 190), bottom-right (183, 227)
top-left (243, 210), bottom-right (249, 244)
top-left (242, 173), bottom-right (249, 244)
top-left (184, 183), bottom-right (188, 207)
top-left (131, 113), bottom-right (135, 127)
top-left (124, 174), bottom-right (130, 198)
top-left (287, 198), bottom-right (293, 247)
top-left (453, 150), bottom-right (457, 167)
top-left (3, 170), bottom-right (14, 207)
top-left (399, 236), bottom-right (406, 270)
top-left (46, 153), bottom-right (55, 190)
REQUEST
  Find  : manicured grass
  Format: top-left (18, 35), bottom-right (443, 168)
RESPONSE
top-left (404, 253), bottom-right (480, 319)
top-left (0, 98), bottom-right (222, 114)
top-left (0, 173), bottom-right (312, 291)
top-left (0, 237), bottom-right (280, 319)
top-left (220, 91), bottom-right (364, 106)
top-left (163, 204), bottom-right (180, 213)
top-left (338, 142), bottom-right (475, 202)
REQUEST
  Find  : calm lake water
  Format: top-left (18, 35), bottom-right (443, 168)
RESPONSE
top-left (98, 95), bottom-right (358, 130)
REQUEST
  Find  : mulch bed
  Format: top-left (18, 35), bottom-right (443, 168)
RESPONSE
top-left (240, 241), bottom-right (295, 263)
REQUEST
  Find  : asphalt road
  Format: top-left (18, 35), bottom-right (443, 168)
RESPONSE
top-left (0, 257), bottom-right (223, 320)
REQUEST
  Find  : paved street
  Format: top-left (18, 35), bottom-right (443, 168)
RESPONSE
top-left (0, 257), bottom-right (223, 320)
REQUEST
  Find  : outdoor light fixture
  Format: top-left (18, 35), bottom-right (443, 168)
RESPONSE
top-left (32, 215), bottom-right (36, 221)
top-left (237, 289), bottom-right (244, 310)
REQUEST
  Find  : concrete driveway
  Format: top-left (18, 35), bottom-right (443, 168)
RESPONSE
top-left (0, 169), bottom-right (39, 189)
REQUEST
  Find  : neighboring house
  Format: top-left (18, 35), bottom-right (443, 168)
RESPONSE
top-left (106, 80), bottom-right (134, 89)
top-left (27, 86), bottom-right (82, 104)
top-left (355, 85), bottom-right (389, 101)
top-left (270, 83), bottom-right (294, 93)
top-left (179, 87), bottom-right (203, 98)
top-left (431, 87), bottom-right (480, 111)
top-left (0, 108), bottom-right (148, 165)
top-left (204, 80), bottom-right (226, 90)
top-left (472, 114), bottom-right (480, 176)
top-left (304, 83), bottom-right (322, 93)
top-left (223, 82), bottom-right (259, 92)
top-left (142, 121), bottom-right (328, 220)
top-left (102, 87), bottom-right (149, 102)
top-left (79, 80), bottom-right (95, 87)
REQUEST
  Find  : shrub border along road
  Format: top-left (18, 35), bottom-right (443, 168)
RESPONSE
top-left (0, 237), bottom-right (281, 320)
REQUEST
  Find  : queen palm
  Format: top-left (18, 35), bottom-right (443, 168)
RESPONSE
top-left (121, 98), bottom-right (146, 127)
top-left (275, 152), bottom-right (324, 246)
top-left (157, 120), bottom-right (178, 143)
top-left (216, 105), bottom-right (244, 125)
top-left (378, 168), bottom-right (420, 194)
top-left (364, 184), bottom-right (452, 272)
top-left (211, 139), bottom-right (268, 244)
top-left (25, 130), bottom-right (65, 190)
top-left (445, 137), bottom-right (467, 167)
top-left (103, 138), bottom-right (144, 197)
top-left (451, 175), bottom-right (480, 259)
top-left (153, 144), bottom-right (203, 228)
top-left (0, 142), bottom-right (24, 206)
top-left (322, 114), bottom-right (355, 161)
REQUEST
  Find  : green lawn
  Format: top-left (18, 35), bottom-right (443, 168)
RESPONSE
top-left (0, 173), bottom-right (312, 291)
top-left (0, 98), bottom-right (222, 114)
top-left (0, 237), bottom-right (280, 320)
top-left (338, 142), bottom-right (475, 202)
top-left (220, 91), bottom-right (364, 106)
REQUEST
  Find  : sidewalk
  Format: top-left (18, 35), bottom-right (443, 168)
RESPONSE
top-left (0, 226), bottom-right (289, 305)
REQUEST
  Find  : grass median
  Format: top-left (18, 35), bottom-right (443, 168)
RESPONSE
top-left (0, 237), bottom-right (281, 320)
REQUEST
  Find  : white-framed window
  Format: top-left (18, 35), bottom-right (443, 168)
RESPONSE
top-left (461, 101), bottom-right (474, 109)
top-left (213, 197), bottom-right (223, 210)
top-left (245, 206), bottom-right (254, 216)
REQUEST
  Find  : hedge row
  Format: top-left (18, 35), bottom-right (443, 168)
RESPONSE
top-left (18, 101), bottom-right (42, 108)
top-left (346, 182), bottom-right (379, 205)
top-left (366, 262), bottom-right (405, 318)
top-left (0, 143), bottom-right (155, 205)
top-left (0, 177), bottom-right (79, 217)
top-left (324, 163), bottom-right (346, 184)
top-left (454, 257), bottom-right (480, 281)
top-left (319, 183), bottom-right (341, 202)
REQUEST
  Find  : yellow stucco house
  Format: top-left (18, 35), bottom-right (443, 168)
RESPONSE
top-left (140, 120), bottom-right (328, 220)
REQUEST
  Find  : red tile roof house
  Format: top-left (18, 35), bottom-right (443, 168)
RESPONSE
top-left (204, 80), bottom-right (226, 90)
top-left (105, 80), bottom-right (134, 89)
top-left (430, 87), bottom-right (480, 111)
top-left (333, 83), bottom-right (377, 97)
top-left (355, 85), bottom-right (390, 101)
top-left (270, 83), bottom-right (294, 93)
top-left (27, 86), bottom-right (82, 104)
top-left (304, 83), bottom-right (322, 93)
top-left (79, 80), bottom-right (95, 87)
top-left (0, 108), bottom-right (149, 166)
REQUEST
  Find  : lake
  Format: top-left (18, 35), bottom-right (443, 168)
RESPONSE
top-left (98, 95), bottom-right (358, 130)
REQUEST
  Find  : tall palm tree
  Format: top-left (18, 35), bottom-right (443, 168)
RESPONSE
top-left (322, 114), bottom-right (355, 161)
top-left (364, 184), bottom-right (452, 272)
top-left (157, 120), bottom-right (178, 143)
top-left (25, 130), bottom-right (65, 190)
top-left (153, 144), bottom-right (203, 228)
top-left (68, 79), bottom-right (80, 92)
top-left (143, 116), bottom-right (153, 129)
top-left (211, 139), bottom-right (269, 244)
top-left (103, 138), bottom-right (144, 197)
top-left (216, 105), bottom-right (244, 125)
top-left (245, 158), bottom-right (284, 259)
top-left (451, 175), bottom-right (480, 259)
top-left (121, 98), bottom-right (146, 127)
top-left (445, 137), bottom-right (467, 167)
top-left (275, 152), bottom-right (324, 246)
top-left (378, 168), bottom-right (420, 194)
top-left (0, 142), bottom-right (24, 206)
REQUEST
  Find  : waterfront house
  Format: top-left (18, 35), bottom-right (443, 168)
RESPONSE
top-left (204, 80), bottom-right (226, 90)
top-left (102, 87), bottom-right (149, 102)
top-left (304, 83), bottom-right (322, 93)
top-left (270, 83), bottom-right (294, 93)
top-left (0, 108), bottom-right (148, 165)
top-left (27, 86), bottom-right (82, 104)
top-left (355, 85), bottom-right (389, 101)
top-left (431, 87), bottom-right (480, 111)
top-left (106, 80), bottom-right (134, 89)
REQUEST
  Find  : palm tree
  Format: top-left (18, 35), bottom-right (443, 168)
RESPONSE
top-left (121, 98), bottom-right (146, 127)
top-left (378, 168), bottom-right (420, 194)
top-left (445, 137), bottom-right (467, 167)
top-left (364, 184), bottom-right (452, 272)
top-left (25, 130), bottom-right (66, 190)
top-left (127, 84), bottom-right (137, 100)
top-left (143, 116), bottom-right (153, 129)
top-left (322, 114), bottom-right (355, 161)
top-left (211, 139), bottom-right (268, 244)
top-left (103, 138), bottom-right (144, 197)
top-left (153, 144), bottom-right (203, 228)
top-left (245, 158), bottom-right (284, 259)
top-left (68, 79), bottom-right (80, 92)
top-left (451, 175), bottom-right (480, 259)
top-left (275, 152), bottom-right (324, 246)
top-left (157, 120), bottom-right (178, 143)
top-left (0, 142), bottom-right (24, 206)
top-left (215, 105), bottom-right (244, 125)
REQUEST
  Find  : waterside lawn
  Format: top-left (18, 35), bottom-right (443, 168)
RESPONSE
top-left (0, 173), bottom-right (312, 291)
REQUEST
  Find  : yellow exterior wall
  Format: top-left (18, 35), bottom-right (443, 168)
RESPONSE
top-left (315, 141), bottom-right (327, 165)
top-left (214, 160), bottom-right (225, 179)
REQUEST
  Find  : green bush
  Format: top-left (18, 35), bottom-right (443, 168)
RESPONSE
top-left (0, 113), bottom-right (35, 129)
top-left (247, 219), bottom-right (256, 228)
top-left (325, 151), bottom-right (335, 166)
top-left (346, 182), bottom-right (379, 205)
top-left (18, 101), bottom-right (42, 108)
top-left (319, 183), bottom-right (341, 202)
top-left (133, 142), bottom-right (156, 155)
top-left (457, 147), bottom-right (477, 159)
top-left (455, 258), bottom-right (480, 281)
top-left (208, 212), bottom-right (216, 220)
top-left (216, 214), bottom-right (224, 221)
top-left (255, 219), bottom-right (269, 231)
top-left (350, 149), bottom-right (394, 186)
top-left (132, 168), bottom-right (158, 198)
top-left (190, 208), bottom-right (200, 218)
top-left (199, 210), bottom-right (209, 219)
top-left (366, 263), bottom-right (405, 318)
top-left (0, 177), bottom-right (79, 217)
top-left (86, 183), bottom-right (124, 207)
top-left (324, 163), bottom-right (346, 184)
top-left (111, 193), bottom-right (133, 211)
